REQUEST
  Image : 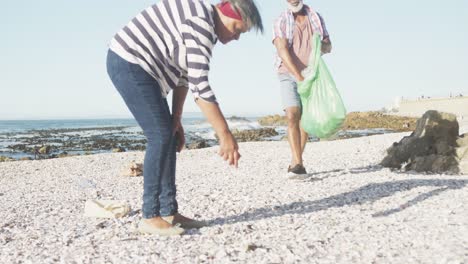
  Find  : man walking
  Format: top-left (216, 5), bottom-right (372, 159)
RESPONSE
top-left (273, 0), bottom-right (331, 176)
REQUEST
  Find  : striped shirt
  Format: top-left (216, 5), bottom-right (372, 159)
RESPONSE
top-left (109, 0), bottom-right (218, 103)
top-left (272, 5), bottom-right (329, 70)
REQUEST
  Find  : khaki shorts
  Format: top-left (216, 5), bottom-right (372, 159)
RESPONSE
top-left (278, 73), bottom-right (302, 110)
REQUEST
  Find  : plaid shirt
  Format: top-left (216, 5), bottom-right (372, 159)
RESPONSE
top-left (272, 5), bottom-right (329, 69)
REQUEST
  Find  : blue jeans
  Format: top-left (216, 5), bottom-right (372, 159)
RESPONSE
top-left (106, 49), bottom-right (178, 218)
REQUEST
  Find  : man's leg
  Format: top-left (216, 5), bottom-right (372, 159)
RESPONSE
top-left (279, 73), bottom-right (308, 174)
top-left (300, 124), bottom-right (308, 155)
top-left (286, 107), bottom-right (303, 166)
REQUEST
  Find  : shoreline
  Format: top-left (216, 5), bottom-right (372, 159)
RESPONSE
top-left (0, 112), bottom-right (416, 161)
top-left (1, 110), bottom-right (466, 162)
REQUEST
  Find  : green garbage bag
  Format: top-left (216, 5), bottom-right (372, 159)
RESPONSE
top-left (297, 34), bottom-right (346, 139)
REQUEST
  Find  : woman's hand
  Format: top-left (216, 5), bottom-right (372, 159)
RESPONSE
top-left (172, 117), bottom-right (185, 153)
top-left (195, 98), bottom-right (241, 168)
top-left (218, 131), bottom-right (241, 168)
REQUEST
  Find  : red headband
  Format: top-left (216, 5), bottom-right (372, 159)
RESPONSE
top-left (218, 2), bottom-right (243, 21)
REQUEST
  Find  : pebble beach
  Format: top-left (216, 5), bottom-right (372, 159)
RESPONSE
top-left (1, 128), bottom-right (467, 263)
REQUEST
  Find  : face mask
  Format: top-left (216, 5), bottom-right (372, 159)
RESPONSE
top-left (287, 1), bottom-right (304, 13)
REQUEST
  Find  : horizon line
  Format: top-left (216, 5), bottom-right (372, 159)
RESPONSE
top-left (0, 112), bottom-right (284, 121)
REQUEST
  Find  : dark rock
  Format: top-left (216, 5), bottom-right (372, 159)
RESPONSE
top-left (455, 134), bottom-right (468, 159)
top-left (231, 128), bottom-right (278, 142)
top-left (0, 156), bottom-right (15, 162)
top-left (258, 112), bottom-right (418, 131)
top-left (258, 115), bottom-right (287, 126)
top-left (406, 155), bottom-right (459, 173)
top-left (246, 244), bottom-right (261, 252)
top-left (58, 152), bottom-right (71, 158)
top-left (187, 140), bottom-right (209, 149)
top-left (226, 116), bottom-right (250, 122)
top-left (381, 110), bottom-right (467, 174)
top-left (343, 111), bottom-right (418, 132)
top-left (8, 144), bottom-right (27, 151)
top-left (112, 147), bottom-right (126, 153)
top-left (38, 146), bottom-right (51, 155)
top-left (132, 145), bottom-right (146, 151)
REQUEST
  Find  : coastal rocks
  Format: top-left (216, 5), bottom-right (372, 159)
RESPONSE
top-left (258, 115), bottom-right (288, 126)
top-left (58, 152), bottom-right (72, 158)
top-left (0, 156), bottom-right (15, 162)
top-left (231, 128), bottom-right (278, 142)
top-left (226, 116), bottom-right (251, 122)
top-left (187, 140), bottom-right (210, 150)
top-left (112, 147), bottom-right (126, 153)
top-left (8, 144), bottom-right (28, 152)
top-left (381, 110), bottom-right (468, 174)
top-left (38, 145), bottom-right (51, 155)
top-left (343, 112), bottom-right (417, 132)
top-left (0, 112), bottom-right (422, 161)
top-left (121, 162), bottom-right (143, 177)
top-left (258, 112), bottom-right (418, 132)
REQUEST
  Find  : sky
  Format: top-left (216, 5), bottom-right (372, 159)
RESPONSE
top-left (1, 0), bottom-right (467, 120)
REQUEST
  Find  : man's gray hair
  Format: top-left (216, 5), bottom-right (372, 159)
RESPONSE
top-left (223, 0), bottom-right (264, 33)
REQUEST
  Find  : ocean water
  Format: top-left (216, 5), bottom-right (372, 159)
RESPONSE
top-left (0, 116), bottom-right (262, 159)
top-left (0, 119), bottom-right (139, 133)
top-left (0, 117), bottom-right (393, 160)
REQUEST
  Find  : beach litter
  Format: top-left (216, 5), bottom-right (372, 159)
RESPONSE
top-left (121, 161), bottom-right (143, 177)
top-left (84, 200), bottom-right (131, 218)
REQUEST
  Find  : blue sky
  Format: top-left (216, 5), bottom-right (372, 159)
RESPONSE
top-left (1, 0), bottom-right (467, 119)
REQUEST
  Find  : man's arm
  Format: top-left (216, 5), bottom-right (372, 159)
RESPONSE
top-left (322, 36), bottom-right (332, 54)
top-left (274, 37), bottom-right (304, 82)
top-left (317, 13), bottom-right (332, 54)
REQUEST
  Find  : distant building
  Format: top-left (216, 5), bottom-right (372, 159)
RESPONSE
top-left (396, 96), bottom-right (468, 119)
